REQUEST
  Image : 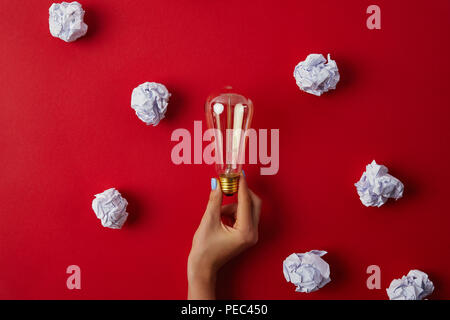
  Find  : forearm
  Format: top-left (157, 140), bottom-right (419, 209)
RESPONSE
top-left (187, 258), bottom-right (216, 300)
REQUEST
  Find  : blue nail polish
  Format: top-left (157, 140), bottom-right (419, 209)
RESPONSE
top-left (211, 178), bottom-right (217, 190)
top-left (242, 170), bottom-right (246, 178)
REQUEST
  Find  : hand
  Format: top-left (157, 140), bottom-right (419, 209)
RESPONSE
top-left (187, 172), bottom-right (262, 300)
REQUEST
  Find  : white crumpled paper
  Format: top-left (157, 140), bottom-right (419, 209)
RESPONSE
top-left (131, 82), bottom-right (170, 126)
top-left (49, 2), bottom-right (88, 42)
top-left (283, 250), bottom-right (331, 293)
top-left (387, 269), bottom-right (434, 300)
top-left (92, 188), bottom-right (129, 229)
top-left (355, 160), bottom-right (404, 207)
top-left (293, 53), bottom-right (340, 96)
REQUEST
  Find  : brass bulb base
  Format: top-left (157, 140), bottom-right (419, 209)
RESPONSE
top-left (219, 174), bottom-right (240, 196)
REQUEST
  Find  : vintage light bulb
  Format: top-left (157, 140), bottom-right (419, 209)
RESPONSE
top-left (205, 90), bottom-right (254, 196)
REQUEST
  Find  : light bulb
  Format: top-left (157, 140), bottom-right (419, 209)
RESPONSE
top-left (205, 90), bottom-right (254, 196)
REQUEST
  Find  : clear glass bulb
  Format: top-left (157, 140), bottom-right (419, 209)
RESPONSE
top-left (205, 90), bottom-right (254, 196)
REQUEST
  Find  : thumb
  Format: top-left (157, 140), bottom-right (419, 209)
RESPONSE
top-left (205, 177), bottom-right (223, 220)
top-left (236, 171), bottom-right (253, 230)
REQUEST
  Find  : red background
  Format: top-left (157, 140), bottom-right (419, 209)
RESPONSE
top-left (1, 0), bottom-right (449, 300)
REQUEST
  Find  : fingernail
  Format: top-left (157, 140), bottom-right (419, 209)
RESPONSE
top-left (242, 170), bottom-right (246, 178)
top-left (211, 178), bottom-right (217, 190)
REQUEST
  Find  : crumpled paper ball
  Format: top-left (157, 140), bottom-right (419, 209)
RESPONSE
top-left (293, 53), bottom-right (340, 96)
top-left (283, 250), bottom-right (331, 293)
top-left (92, 188), bottom-right (129, 229)
top-left (49, 2), bottom-right (88, 42)
top-left (354, 160), bottom-right (404, 207)
top-left (387, 269), bottom-right (434, 300)
top-left (131, 82), bottom-right (171, 126)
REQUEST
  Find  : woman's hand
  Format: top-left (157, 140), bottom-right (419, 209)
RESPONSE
top-left (187, 172), bottom-right (262, 300)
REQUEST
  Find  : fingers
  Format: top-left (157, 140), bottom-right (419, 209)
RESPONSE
top-left (236, 172), bottom-right (254, 230)
top-left (202, 178), bottom-right (223, 224)
top-left (204, 174), bottom-right (261, 230)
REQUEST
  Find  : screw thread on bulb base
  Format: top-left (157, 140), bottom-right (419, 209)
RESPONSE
top-left (218, 174), bottom-right (240, 196)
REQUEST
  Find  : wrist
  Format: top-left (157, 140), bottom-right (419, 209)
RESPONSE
top-left (188, 268), bottom-right (216, 288)
top-left (187, 253), bottom-right (216, 282)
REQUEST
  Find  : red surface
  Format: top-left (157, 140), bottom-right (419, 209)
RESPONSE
top-left (1, 0), bottom-right (450, 300)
